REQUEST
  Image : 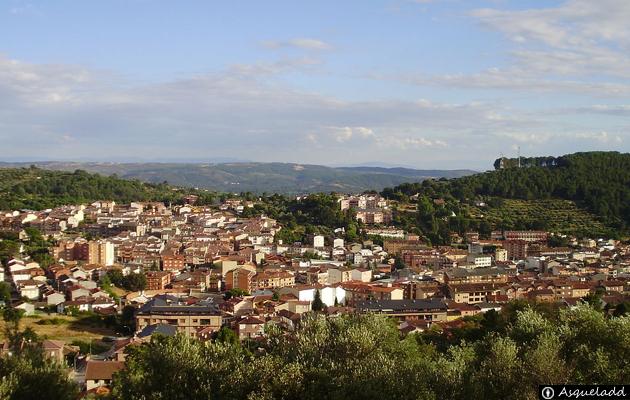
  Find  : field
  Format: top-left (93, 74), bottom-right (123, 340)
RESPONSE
top-left (0, 312), bottom-right (117, 345)
top-left (469, 199), bottom-right (609, 235)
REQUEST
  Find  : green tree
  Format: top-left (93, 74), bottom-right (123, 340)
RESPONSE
top-left (122, 272), bottom-right (147, 292)
top-left (0, 348), bottom-right (79, 400)
top-left (311, 290), bottom-right (324, 312)
top-left (216, 326), bottom-right (240, 346)
top-left (224, 288), bottom-right (249, 300)
top-left (0, 282), bottom-right (12, 305)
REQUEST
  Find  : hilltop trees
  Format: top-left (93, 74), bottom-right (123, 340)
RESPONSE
top-left (0, 167), bottom-right (183, 211)
top-left (382, 151), bottom-right (630, 238)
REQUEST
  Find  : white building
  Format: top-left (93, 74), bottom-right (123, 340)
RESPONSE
top-left (466, 254), bottom-right (492, 269)
top-left (280, 285), bottom-right (346, 307)
top-left (495, 248), bottom-right (508, 262)
top-left (351, 268), bottom-right (372, 282)
top-left (313, 235), bottom-right (325, 248)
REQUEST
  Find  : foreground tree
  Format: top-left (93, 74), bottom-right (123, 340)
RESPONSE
top-left (110, 304), bottom-right (630, 400)
top-left (0, 308), bottom-right (78, 400)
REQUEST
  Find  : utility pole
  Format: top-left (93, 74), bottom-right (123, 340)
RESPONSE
top-left (517, 146), bottom-right (521, 168)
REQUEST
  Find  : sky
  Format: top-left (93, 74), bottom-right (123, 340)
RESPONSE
top-left (1, 0), bottom-right (630, 170)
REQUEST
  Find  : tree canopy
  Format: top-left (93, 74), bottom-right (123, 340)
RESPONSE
top-left (109, 303), bottom-right (630, 400)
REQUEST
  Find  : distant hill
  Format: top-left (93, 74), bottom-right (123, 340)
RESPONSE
top-left (382, 151), bottom-right (630, 239)
top-left (0, 162), bottom-right (476, 194)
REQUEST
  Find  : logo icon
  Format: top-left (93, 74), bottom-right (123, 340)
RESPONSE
top-left (541, 387), bottom-right (555, 399)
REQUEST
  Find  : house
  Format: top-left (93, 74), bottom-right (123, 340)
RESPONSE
top-left (277, 309), bottom-right (302, 330)
top-left (236, 316), bottom-right (265, 340)
top-left (68, 287), bottom-right (91, 301)
top-left (46, 292), bottom-right (66, 306)
top-left (527, 288), bottom-right (555, 302)
top-left (85, 360), bottom-right (125, 391)
top-left (15, 301), bottom-right (35, 316)
top-left (41, 340), bottom-right (67, 364)
top-left (328, 267), bottom-right (352, 284)
top-left (58, 299), bottom-right (92, 314)
top-left (15, 280), bottom-right (41, 300)
top-left (350, 268), bottom-right (372, 282)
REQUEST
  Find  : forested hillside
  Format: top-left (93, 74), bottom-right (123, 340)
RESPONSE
top-left (0, 167), bottom-right (186, 210)
top-left (382, 152), bottom-right (630, 240)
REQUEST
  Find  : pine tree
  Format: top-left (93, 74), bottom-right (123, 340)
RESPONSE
top-left (312, 289), bottom-right (324, 312)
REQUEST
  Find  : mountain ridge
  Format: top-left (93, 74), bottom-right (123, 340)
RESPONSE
top-left (0, 161), bottom-right (476, 194)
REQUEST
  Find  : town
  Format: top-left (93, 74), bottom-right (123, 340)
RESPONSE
top-left (1, 192), bottom-right (629, 396)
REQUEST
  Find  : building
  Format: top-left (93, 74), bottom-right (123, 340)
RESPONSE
top-left (146, 271), bottom-right (172, 290)
top-left (313, 235), bottom-right (325, 248)
top-left (162, 253), bottom-right (185, 271)
top-left (503, 231), bottom-right (548, 243)
top-left (495, 248), bottom-right (508, 262)
top-left (224, 267), bottom-right (256, 292)
top-left (504, 240), bottom-right (529, 260)
top-left (251, 270), bottom-right (295, 291)
top-left (447, 283), bottom-right (503, 304)
top-left (465, 254), bottom-right (492, 269)
top-left (444, 268), bottom-right (511, 285)
top-left (342, 282), bottom-right (404, 306)
top-left (85, 360), bottom-right (125, 391)
top-left (383, 240), bottom-right (428, 255)
top-left (236, 316), bottom-right (265, 340)
top-left (355, 209), bottom-right (392, 225)
top-left (136, 296), bottom-right (222, 336)
top-left (355, 299), bottom-right (448, 322)
top-left (88, 240), bottom-right (115, 266)
top-left (328, 267), bottom-right (353, 284)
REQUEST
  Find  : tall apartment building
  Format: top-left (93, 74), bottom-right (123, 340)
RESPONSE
top-left (88, 240), bottom-right (115, 266)
top-left (53, 239), bottom-right (114, 266)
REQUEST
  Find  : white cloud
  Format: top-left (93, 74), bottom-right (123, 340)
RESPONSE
top-left (377, 136), bottom-right (448, 149)
top-left (262, 38), bottom-right (332, 51)
top-left (471, 0), bottom-right (630, 79)
top-left (327, 126), bottom-right (375, 143)
top-left (573, 131), bottom-right (623, 143)
top-left (389, 1), bottom-right (630, 98)
top-left (0, 53), bottom-right (627, 168)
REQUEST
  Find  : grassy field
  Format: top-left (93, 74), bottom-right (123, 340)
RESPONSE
top-left (0, 313), bottom-right (117, 344)
top-left (469, 199), bottom-right (609, 235)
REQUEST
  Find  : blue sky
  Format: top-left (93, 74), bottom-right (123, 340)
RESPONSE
top-left (1, 0), bottom-right (629, 170)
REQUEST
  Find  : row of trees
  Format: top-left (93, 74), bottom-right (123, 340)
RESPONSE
top-left (1, 301), bottom-right (628, 399)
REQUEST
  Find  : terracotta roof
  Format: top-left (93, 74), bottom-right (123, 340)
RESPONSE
top-left (85, 361), bottom-right (125, 381)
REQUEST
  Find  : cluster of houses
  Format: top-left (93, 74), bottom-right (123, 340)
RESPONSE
top-left (2, 197), bottom-right (630, 396)
top-left (338, 194), bottom-right (392, 224)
